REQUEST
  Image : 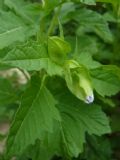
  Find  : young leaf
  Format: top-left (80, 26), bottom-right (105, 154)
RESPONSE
top-left (6, 75), bottom-right (61, 158)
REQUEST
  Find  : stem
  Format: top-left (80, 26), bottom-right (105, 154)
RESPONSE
top-left (58, 19), bottom-right (64, 39)
top-left (36, 0), bottom-right (46, 42)
top-left (47, 6), bottom-right (61, 36)
top-left (37, 16), bottom-right (46, 43)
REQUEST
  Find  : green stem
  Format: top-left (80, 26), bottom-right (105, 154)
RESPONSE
top-left (37, 16), bottom-right (46, 43)
top-left (36, 0), bottom-right (46, 42)
top-left (47, 6), bottom-right (61, 36)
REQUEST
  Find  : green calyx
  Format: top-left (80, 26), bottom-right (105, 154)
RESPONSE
top-left (48, 36), bottom-right (71, 65)
top-left (65, 60), bottom-right (94, 103)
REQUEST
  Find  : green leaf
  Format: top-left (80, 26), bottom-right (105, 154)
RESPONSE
top-left (0, 0), bottom-right (4, 9)
top-left (90, 66), bottom-right (120, 97)
top-left (73, 8), bottom-right (113, 42)
top-left (66, 35), bottom-right (98, 55)
top-left (0, 10), bottom-right (39, 49)
top-left (41, 92), bottom-right (111, 158)
top-left (98, 96), bottom-right (116, 108)
top-left (0, 11), bottom-right (26, 49)
top-left (76, 52), bottom-right (101, 69)
top-left (18, 140), bottom-right (53, 160)
top-left (0, 77), bottom-right (17, 105)
top-left (4, 0), bottom-right (42, 23)
top-left (59, 104), bottom-right (110, 157)
top-left (84, 135), bottom-right (112, 160)
top-left (6, 75), bottom-right (61, 158)
top-left (60, 2), bottom-right (75, 23)
top-left (72, 36), bottom-right (101, 69)
top-left (3, 42), bottom-right (63, 76)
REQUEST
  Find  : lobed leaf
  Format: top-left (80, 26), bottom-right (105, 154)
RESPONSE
top-left (72, 8), bottom-right (113, 42)
top-left (3, 42), bottom-right (63, 76)
top-left (77, 52), bottom-right (101, 69)
top-left (6, 75), bottom-right (61, 158)
top-left (91, 66), bottom-right (120, 97)
top-left (0, 10), bottom-right (39, 49)
top-left (40, 92), bottom-right (111, 158)
top-left (4, 0), bottom-right (42, 23)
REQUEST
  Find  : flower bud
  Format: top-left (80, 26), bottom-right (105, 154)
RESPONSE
top-left (48, 36), bottom-right (71, 65)
top-left (65, 60), bottom-right (94, 103)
